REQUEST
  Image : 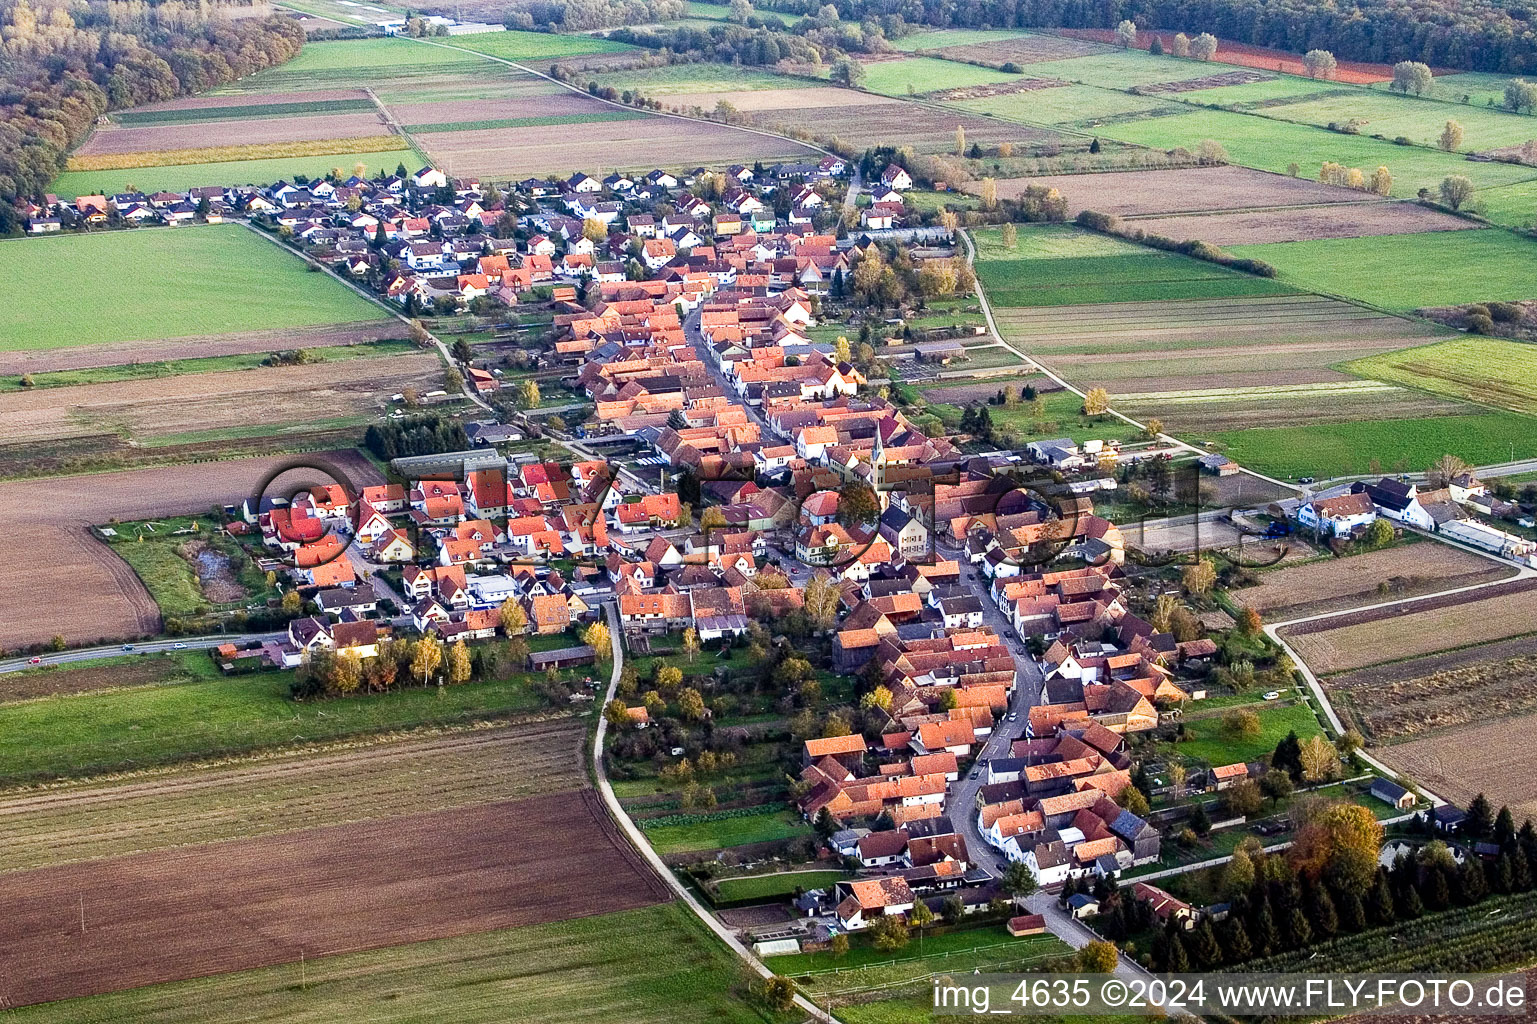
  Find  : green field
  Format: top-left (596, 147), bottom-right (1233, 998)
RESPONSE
top-left (263, 36), bottom-right (486, 73)
top-left (1468, 178), bottom-right (1537, 230)
top-left (0, 227), bottom-right (384, 350)
top-left (114, 98), bottom-right (378, 126)
top-left (593, 62), bottom-right (809, 94)
top-left (957, 83), bottom-right (1172, 125)
top-left (443, 30), bottom-right (633, 61)
top-left (713, 870), bottom-right (846, 901)
top-left (1372, 71), bottom-right (1526, 109)
top-left (1344, 337), bottom-right (1537, 415)
top-left (856, 56), bottom-right (1019, 97)
top-left (1094, 107), bottom-right (1537, 202)
top-left (1173, 701), bottom-right (1325, 765)
top-left (7, 903), bottom-right (791, 1024)
top-left (974, 223), bottom-right (1153, 260)
top-left (1026, 51), bottom-right (1222, 89)
top-left (49, 148), bottom-right (418, 197)
top-left (1227, 230), bottom-right (1537, 310)
top-left (981, 389), bottom-right (1146, 444)
top-left (890, 27), bottom-right (1043, 51)
top-left (1176, 77), bottom-right (1343, 106)
top-left (976, 248), bottom-right (1294, 307)
top-left (0, 657), bottom-right (544, 785)
top-left (103, 516), bottom-right (274, 617)
top-left (0, 339), bottom-right (411, 393)
top-left (639, 806), bottom-right (812, 854)
top-left (1216, 410), bottom-right (1537, 479)
top-left (1257, 90), bottom-right (1537, 151)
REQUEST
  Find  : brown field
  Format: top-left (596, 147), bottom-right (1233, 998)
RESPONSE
top-left (657, 86), bottom-right (891, 114)
top-left (1137, 69), bottom-right (1275, 93)
top-left (928, 34), bottom-right (1109, 66)
top-left (926, 77), bottom-right (1065, 101)
top-left (0, 321), bottom-right (401, 376)
top-left (1376, 714), bottom-right (1537, 822)
top-left (388, 92), bottom-right (612, 124)
top-left (76, 112), bottom-right (390, 156)
top-left (1127, 202), bottom-right (1479, 244)
top-left (0, 658), bottom-right (176, 704)
top-left (991, 166), bottom-right (1377, 216)
top-left (1282, 578), bottom-right (1537, 674)
top-left (747, 101), bottom-right (1058, 153)
top-left (0, 353), bottom-right (442, 446)
top-left (0, 718), bottom-right (585, 873)
top-left (1324, 636), bottom-right (1537, 743)
top-left (0, 791), bottom-right (669, 1007)
top-left (0, 450), bottom-right (382, 649)
top-left (124, 89), bottom-right (369, 112)
top-left (1230, 543), bottom-right (1512, 619)
top-left (1052, 28), bottom-right (1403, 84)
top-left (414, 116), bottom-right (813, 176)
top-left (1118, 387), bottom-right (1467, 433)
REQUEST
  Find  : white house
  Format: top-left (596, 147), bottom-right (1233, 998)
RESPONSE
top-left (1298, 492), bottom-right (1378, 538)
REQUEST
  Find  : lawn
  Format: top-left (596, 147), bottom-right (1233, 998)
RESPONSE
top-left (5, 903), bottom-right (792, 1024)
top-left (49, 148), bottom-right (419, 197)
top-left (0, 227), bottom-right (384, 350)
top-left (1214, 410), bottom-right (1537, 479)
top-left (639, 806), bottom-right (812, 854)
top-left (443, 29), bottom-right (633, 61)
top-left (856, 56), bottom-right (1020, 97)
top-left (0, 339), bottom-right (412, 393)
top-left (774, 926), bottom-right (1063, 977)
top-left (1226, 230), bottom-right (1537, 310)
top-left (987, 389), bottom-right (1146, 444)
top-left (973, 223), bottom-right (1152, 260)
top-left (713, 869), bottom-right (847, 901)
top-left (1175, 76), bottom-right (1343, 106)
top-left (957, 83), bottom-right (1173, 125)
top-left (975, 250), bottom-right (1294, 307)
top-left (1095, 107), bottom-right (1537, 202)
top-left (0, 662), bottom-right (545, 785)
top-left (1173, 700), bottom-right (1325, 765)
top-left (1343, 336), bottom-right (1537, 416)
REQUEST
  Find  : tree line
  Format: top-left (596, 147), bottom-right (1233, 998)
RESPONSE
top-left (0, 0), bottom-right (304, 229)
top-left (363, 414), bottom-right (469, 460)
top-left (757, 0), bottom-right (1537, 74)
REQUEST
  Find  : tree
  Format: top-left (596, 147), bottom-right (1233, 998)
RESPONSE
top-left (999, 221), bottom-right (1018, 250)
top-left (1261, 770), bottom-right (1294, 805)
top-left (836, 480), bottom-right (879, 528)
top-left (909, 898), bottom-right (936, 928)
top-left (1302, 49), bottom-right (1338, 79)
top-left (869, 914), bottom-right (909, 951)
top-left (1223, 708), bottom-right (1262, 740)
top-left (681, 627), bottom-right (700, 663)
top-left (1222, 916), bottom-right (1253, 964)
top-left (954, 123), bottom-right (966, 157)
top-left (1439, 119), bottom-right (1465, 152)
top-left (583, 620), bottom-right (612, 662)
top-left (1122, 787), bottom-right (1151, 817)
top-left (1363, 517), bottom-right (1395, 549)
top-left (1391, 61), bottom-right (1434, 96)
top-left (1467, 792), bottom-right (1495, 837)
top-left (861, 685), bottom-right (893, 712)
top-left (411, 634), bottom-right (443, 684)
top-left (499, 598), bottom-right (527, 635)
top-left (446, 638), bottom-right (473, 685)
top-left (1150, 593), bottom-right (1180, 634)
top-left (1189, 801), bottom-right (1212, 835)
top-left (1290, 801), bottom-right (1384, 894)
top-left (678, 687), bottom-right (707, 721)
top-left (829, 932), bottom-right (850, 957)
top-left (1081, 386), bottom-right (1110, 416)
top-left (1438, 173), bottom-right (1475, 212)
top-left (1181, 559), bottom-right (1217, 597)
top-left (1299, 734), bottom-right (1342, 783)
top-left (1149, 36), bottom-right (1164, 55)
top-left (1002, 861), bottom-right (1038, 898)
top-left (759, 976), bottom-right (796, 1012)
top-left (1190, 33), bottom-right (1219, 60)
top-left (834, 335), bottom-right (852, 364)
top-left (656, 665), bottom-right (684, 694)
top-left (1273, 730), bottom-right (1304, 780)
top-left (1170, 32), bottom-right (1190, 57)
top-left (1223, 779), bottom-right (1264, 817)
top-left (728, 0), bottom-right (752, 21)
top-left (604, 698), bottom-right (632, 729)
top-left (408, 318), bottom-right (431, 347)
top-left (1505, 79), bottom-right (1537, 114)
top-left (516, 378), bottom-right (541, 410)
top-left (1370, 165), bottom-right (1393, 196)
top-left (1236, 605), bottom-right (1263, 636)
top-left (1077, 940), bottom-right (1118, 973)
top-left (829, 58), bottom-right (863, 87)
top-left (1426, 453), bottom-right (1470, 488)
top-left (281, 589), bottom-right (303, 616)
top-left (979, 176), bottom-right (998, 210)
top-left (1168, 762), bottom-right (1187, 799)
top-left (1115, 19), bottom-right (1138, 48)
top-left (1223, 846), bottom-right (1256, 899)
top-left (802, 572), bottom-right (841, 630)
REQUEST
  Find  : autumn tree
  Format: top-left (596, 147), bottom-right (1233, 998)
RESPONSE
top-left (678, 687), bottom-right (707, 721)
top-left (447, 638), bottom-right (473, 685)
top-left (1426, 453), bottom-right (1470, 487)
top-left (583, 620), bottom-right (612, 662)
top-left (281, 589), bottom-right (303, 616)
top-left (1298, 734), bottom-right (1342, 782)
top-left (1302, 49), bottom-right (1337, 79)
top-left (1237, 605), bottom-right (1263, 635)
top-left (1114, 18), bottom-right (1137, 47)
top-left (1081, 386), bottom-right (1110, 416)
top-left (1170, 32), bottom-right (1190, 57)
top-left (681, 626), bottom-right (700, 662)
top-left (869, 914), bottom-right (909, 951)
top-left (1223, 708), bottom-right (1262, 740)
top-left (408, 318), bottom-right (431, 347)
top-left (1439, 119), bottom-right (1465, 152)
top-left (410, 634), bottom-right (443, 684)
top-left (1150, 592), bottom-right (1180, 634)
top-left (979, 176), bottom-right (998, 210)
top-left (802, 572), bottom-right (841, 630)
top-left (1223, 778), bottom-right (1264, 817)
top-left (1000, 221), bottom-right (1018, 250)
top-left (834, 335), bottom-right (852, 364)
top-left (829, 57), bottom-right (863, 87)
top-left (1077, 940), bottom-right (1119, 973)
top-left (728, 0), bottom-right (752, 21)
top-left (604, 698), bottom-right (632, 728)
top-left (1506, 79), bottom-right (1537, 114)
top-left (909, 898), bottom-right (936, 928)
top-left (954, 123), bottom-right (966, 157)
top-left (836, 480), bottom-right (880, 528)
top-left (1190, 33), bottom-right (1218, 60)
top-left (1391, 61), bottom-right (1434, 96)
top-left (861, 685), bottom-right (893, 711)
top-left (499, 598), bottom-right (527, 635)
top-left (1181, 558), bottom-right (1217, 596)
top-left (516, 378), bottom-right (541, 410)
top-left (1369, 165), bottom-right (1393, 196)
top-left (1292, 802), bottom-right (1383, 894)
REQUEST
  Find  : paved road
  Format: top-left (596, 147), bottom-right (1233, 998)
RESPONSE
top-left (0, 633), bottom-right (284, 675)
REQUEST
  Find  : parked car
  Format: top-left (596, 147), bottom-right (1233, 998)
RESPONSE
top-left (1298, 476), bottom-right (1315, 485)
top-left (1263, 690), bottom-right (1281, 700)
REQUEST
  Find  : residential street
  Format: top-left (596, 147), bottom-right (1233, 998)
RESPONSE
top-left (0, 633), bottom-right (285, 675)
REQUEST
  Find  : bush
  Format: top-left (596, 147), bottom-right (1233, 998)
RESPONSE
top-left (1487, 301), bottom-right (1522, 322)
top-left (1467, 313), bottom-right (1495, 335)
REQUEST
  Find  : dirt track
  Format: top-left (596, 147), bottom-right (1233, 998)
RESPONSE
top-left (0, 791), bottom-right (670, 1007)
top-left (0, 322), bottom-right (401, 375)
top-left (0, 450), bottom-right (381, 649)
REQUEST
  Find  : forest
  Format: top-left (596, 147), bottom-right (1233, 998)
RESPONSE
top-left (762, 0), bottom-right (1537, 74)
top-left (0, 0), bottom-right (305, 226)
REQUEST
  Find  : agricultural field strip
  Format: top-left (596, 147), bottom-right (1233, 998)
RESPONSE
top-left (0, 720), bottom-right (586, 874)
top-left (1344, 337), bottom-right (1537, 416)
top-left (114, 98), bottom-right (378, 126)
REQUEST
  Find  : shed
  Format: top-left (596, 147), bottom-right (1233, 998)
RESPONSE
top-left (1007, 913), bottom-right (1047, 937)
top-left (1370, 778), bottom-right (1415, 810)
top-left (527, 645), bottom-right (597, 671)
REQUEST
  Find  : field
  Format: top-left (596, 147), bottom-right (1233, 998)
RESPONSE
top-left (1125, 201), bottom-right (1477, 244)
top-left (1175, 701), bottom-right (1325, 765)
top-left (0, 228), bottom-right (384, 351)
top-left (3, 902), bottom-right (787, 1024)
top-left (0, 353), bottom-right (439, 448)
top-left (639, 806), bottom-right (812, 854)
top-left (1469, 178), bottom-right (1537, 230)
top-left (955, 83), bottom-right (1174, 126)
top-left (1323, 636), bottom-right (1537, 744)
top-left (0, 451), bottom-right (380, 649)
top-left (1229, 543), bottom-right (1511, 619)
top-left (987, 165), bottom-right (1373, 216)
top-left (436, 29), bottom-right (633, 61)
top-left (0, 719), bottom-right (585, 873)
top-left (0, 791), bottom-right (667, 1007)
top-left (1023, 50), bottom-right (1227, 89)
top-left (753, 98), bottom-right (1058, 152)
top-left (973, 241), bottom-right (1294, 307)
top-left (1374, 713), bottom-right (1537, 822)
top-left (591, 62), bottom-right (812, 94)
top-left (1343, 337), bottom-right (1537, 415)
top-left (48, 148), bottom-right (419, 198)
top-left (1049, 28), bottom-right (1403, 84)
top-left (712, 869), bottom-right (846, 902)
top-left (889, 27), bottom-right (1046, 52)
top-left (75, 112), bottom-right (392, 156)
top-left (1254, 90), bottom-right (1537, 152)
top-left (1214, 411), bottom-right (1537, 479)
top-left (1228, 231), bottom-right (1537, 310)
top-left (855, 56), bottom-right (1022, 97)
top-left (1281, 579), bottom-right (1537, 674)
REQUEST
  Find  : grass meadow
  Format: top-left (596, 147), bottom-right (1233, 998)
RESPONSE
top-left (640, 806), bottom-right (812, 854)
top-left (49, 148), bottom-right (418, 197)
top-left (1344, 337), bottom-right (1537, 415)
top-left (856, 56), bottom-right (1020, 96)
top-left (1215, 410), bottom-right (1537, 479)
top-left (114, 98), bottom-right (378, 126)
top-left (1227, 230), bottom-right (1537, 309)
top-left (1174, 701), bottom-right (1325, 765)
top-left (5, 903), bottom-right (790, 1024)
top-left (712, 870), bottom-right (847, 901)
top-left (957, 83), bottom-right (1173, 125)
top-left (0, 227), bottom-right (383, 350)
top-left (976, 250), bottom-right (1294, 307)
top-left (443, 29), bottom-right (634, 61)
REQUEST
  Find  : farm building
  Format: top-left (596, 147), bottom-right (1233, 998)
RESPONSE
top-left (527, 645), bottom-right (597, 671)
top-left (1370, 778), bottom-right (1416, 810)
